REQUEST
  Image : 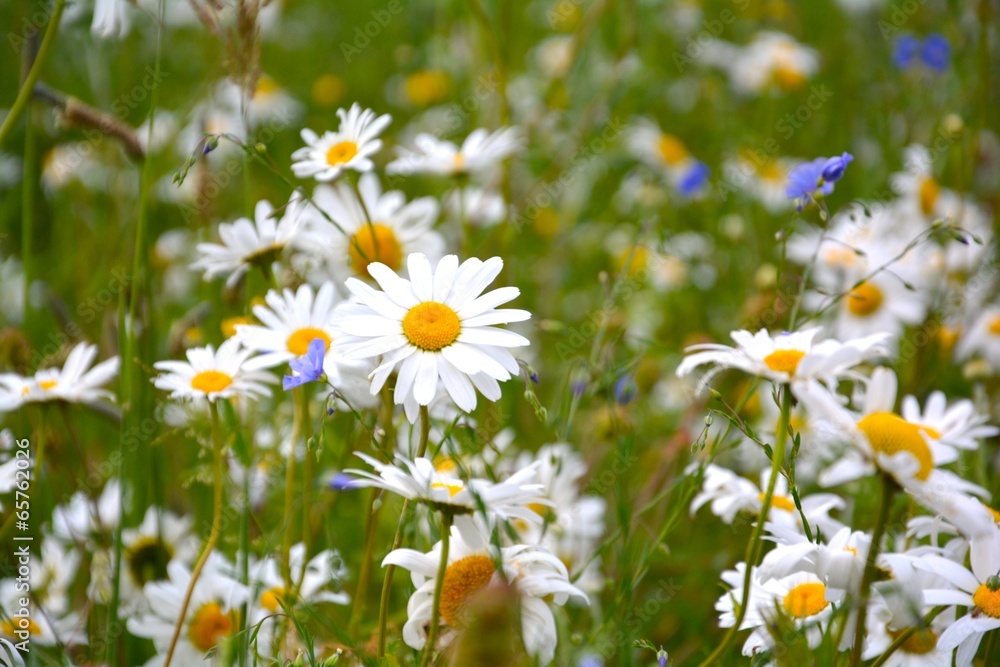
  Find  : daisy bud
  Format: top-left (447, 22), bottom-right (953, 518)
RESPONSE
top-left (987, 575), bottom-right (1000, 592)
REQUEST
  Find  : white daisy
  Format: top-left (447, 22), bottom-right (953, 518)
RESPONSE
top-left (386, 127), bottom-right (522, 178)
top-left (0, 578), bottom-right (84, 647)
top-left (191, 194), bottom-right (308, 288)
top-left (955, 305), bottom-right (1000, 371)
top-left (291, 103), bottom-right (391, 182)
top-left (334, 253), bottom-right (531, 413)
top-left (127, 555), bottom-right (248, 665)
top-left (346, 452), bottom-right (549, 525)
top-left (152, 337), bottom-right (276, 402)
top-left (299, 172), bottom-right (444, 281)
top-left (382, 523), bottom-right (587, 665)
top-left (0, 342), bottom-right (120, 410)
top-left (445, 187), bottom-right (507, 228)
top-left (676, 326), bottom-right (889, 392)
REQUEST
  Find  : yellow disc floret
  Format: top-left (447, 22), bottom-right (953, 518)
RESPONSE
top-left (326, 140), bottom-right (358, 166)
top-left (847, 282), bottom-right (884, 317)
top-left (783, 582), bottom-right (829, 618)
top-left (402, 302), bottom-right (461, 351)
top-left (763, 349), bottom-right (806, 376)
top-left (188, 602), bottom-right (232, 652)
top-left (440, 554), bottom-right (496, 628)
top-left (349, 223), bottom-right (403, 275)
top-left (191, 370), bottom-right (233, 394)
top-left (286, 328), bottom-right (332, 356)
top-left (857, 412), bottom-right (934, 481)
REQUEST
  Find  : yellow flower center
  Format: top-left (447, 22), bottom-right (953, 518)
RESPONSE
top-left (434, 456), bottom-right (458, 473)
top-left (188, 602), bottom-right (233, 652)
top-left (325, 140), bottom-right (358, 166)
top-left (973, 584), bottom-right (1000, 619)
top-left (847, 282), bottom-right (884, 317)
top-left (987, 505), bottom-right (1000, 524)
top-left (823, 246), bottom-right (859, 268)
top-left (190, 370), bottom-right (234, 394)
top-left (888, 626), bottom-right (939, 654)
top-left (657, 134), bottom-right (688, 166)
top-left (286, 328), bottom-right (332, 356)
top-left (312, 74), bottom-right (345, 107)
top-left (431, 479), bottom-right (464, 498)
top-left (1, 617), bottom-right (41, 637)
top-left (759, 161), bottom-right (785, 182)
top-left (918, 177), bottom-right (939, 216)
top-left (773, 64), bottom-right (807, 90)
top-left (253, 75), bottom-right (280, 100)
top-left (260, 586), bottom-right (290, 613)
top-left (221, 316), bottom-right (249, 339)
top-left (349, 223), bottom-right (403, 275)
top-left (763, 349), bottom-right (806, 376)
top-left (404, 70), bottom-right (451, 107)
top-left (453, 152), bottom-right (466, 171)
top-left (402, 302), bottom-right (461, 351)
top-left (38, 379), bottom-right (57, 391)
top-left (988, 315), bottom-right (1000, 336)
top-left (126, 536), bottom-right (173, 587)
top-left (857, 412), bottom-right (934, 481)
top-left (782, 582), bottom-right (829, 618)
top-left (762, 493), bottom-right (796, 512)
top-left (440, 554), bottom-right (496, 629)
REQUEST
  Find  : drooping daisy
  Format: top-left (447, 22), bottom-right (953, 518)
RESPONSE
top-left (0, 342), bottom-right (119, 410)
top-left (191, 194), bottom-right (308, 288)
top-left (382, 523), bottom-right (587, 665)
top-left (676, 326), bottom-right (889, 392)
top-left (128, 555), bottom-right (248, 665)
top-left (334, 253), bottom-right (531, 412)
top-left (291, 103), bottom-right (391, 182)
top-left (152, 337), bottom-right (276, 402)
top-left (386, 127), bottom-right (522, 178)
top-left (298, 172), bottom-right (444, 281)
top-left (794, 369), bottom-right (988, 492)
top-left (346, 452), bottom-right (549, 525)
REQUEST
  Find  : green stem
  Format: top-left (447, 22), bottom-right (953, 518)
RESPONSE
top-left (299, 389), bottom-right (313, 557)
top-left (696, 387), bottom-right (793, 667)
top-left (419, 512), bottom-right (453, 667)
top-left (0, 0), bottom-right (66, 148)
top-left (850, 473), bottom-right (895, 666)
top-left (21, 103), bottom-right (36, 327)
top-left (282, 388), bottom-right (306, 586)
top-left (163, 400), bottom-right (227, 667)
top-left (376, 405), bottom-right (430, 658)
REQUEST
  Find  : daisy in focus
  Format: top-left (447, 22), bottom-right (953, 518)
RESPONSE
top-left (191, 194), bottom-right (308, 288)
top-left (386, 127), bottom-right (522, 177)
top-left (153, 337), bottom-right (276, 402)
top-left (334, 253), bottom-right (530, 413)
top-left (382, 522), bottom-right (587, 664)
top-left (291, 103), bottom-right (391, 182)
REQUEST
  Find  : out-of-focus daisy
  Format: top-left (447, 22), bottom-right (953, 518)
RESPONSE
top-left (292, 103), bottom-right (391, 182)
top-left (29, 538), bottom-right (80, 616)
top-left (446, 187), bottom-right (507, 228)
top-left (890, 145), bottom-right (945, 218)
top-left (832, 269), bottom-right (928, 341)
top-left (625, 119), bottom-right (709, 198)
top-left (50, 479), bottom-right (122, 542)
top-left (0, 342), bottom-right (120, 410)
top-left (334, 253), bottom-right (530, 413)
top-left (701, 32), bottom-right (819, 94)
top-left (690, 464), bottom-right (845, 537)
top-left (676, 326), bottom-right (888, 392)
top-left (153, 337), bottom-right (276, 402)
top-left (346, 452), bottom-right (549, 525)
top-left (722, 154), bottom-right (798, 212)
top-left (191, 195), bottom-right (308, 288)
top-left (0, 579), bottom-right (84, 647)
top-left (955, 305), bottom-right (1000, 371)
top-left (299, 172), bottom-right (444, 281)
top-left (128, 556), bottom-right (248, 665)
top-left (383, 522), bottom-right (587, 664)
top-left (387, 127), bottom-right (522, 178)
top-left (243, 543), bottom-right (349, 659)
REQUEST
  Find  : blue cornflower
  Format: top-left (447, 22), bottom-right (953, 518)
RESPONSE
top-left (920, 33), bottom-right (951, 72)
top-left (282, 337), bottom-right (326, 390)
top-left (328, 472), bottom-right (360, 491)
top-left (614, 374), bottom-right (638, 405)
top-left (892, 35), bottom-right (921, 69)
top-left (785, 152), bottom-right (853, 210)
top-left (678, 160), bottom-right (710, 197)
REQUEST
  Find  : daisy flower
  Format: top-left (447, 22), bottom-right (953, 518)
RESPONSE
top-left (299, 172), bottom-right (444, 281)
top-left (346, 452), bottom-right (549, 524)
top-left (794, 369), bottom-right (988, 492)
top-left (890, 145), bottom-right (945, 219)
top-left (334, 253), bottom-right (530, 413)
top-left (191, 194), bottom-right (308, 288)
top-left (386, 127), bottom-right (522, 178)
top-left (722, 154), bottom-right (798, 212)
top-left (0, 342), bottom-right (119, 410)
top-left (701, 32), bottom-right (819, 94)
top-left (152, 337), bottom-right (276, 402)
top-left (0, 579), bottom-right (84, 647)
top-left (914, 531), bottom-right (1000, 665)
top-left (832, 269), bottom-right (929, 341)
top-left (382, 523), bottom-right (587, 664)
top-left (291, 103), bottom-right (391, 182)
top-left (235, 282), bottom-right (363, 382)
top-left (955, 305), bottom-right (1000, 371)
top-left (676, 326), bottom-right (889, 392)
top-left (128, 555), bottom-right (248, 665)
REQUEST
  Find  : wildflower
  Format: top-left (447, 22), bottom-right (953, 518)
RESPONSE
top-left (0, 342), bottom-right (119, 410)
top-left (291, 103), bottom-right (391, 182)
top-left (785, 152), bottom-right (853, 209)
top-left (387, 127), bottom-right (522, 177)
top-left (283, 338), bottom-right (327, 390)
top-left (152, 338), bottom-right (276, 402)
